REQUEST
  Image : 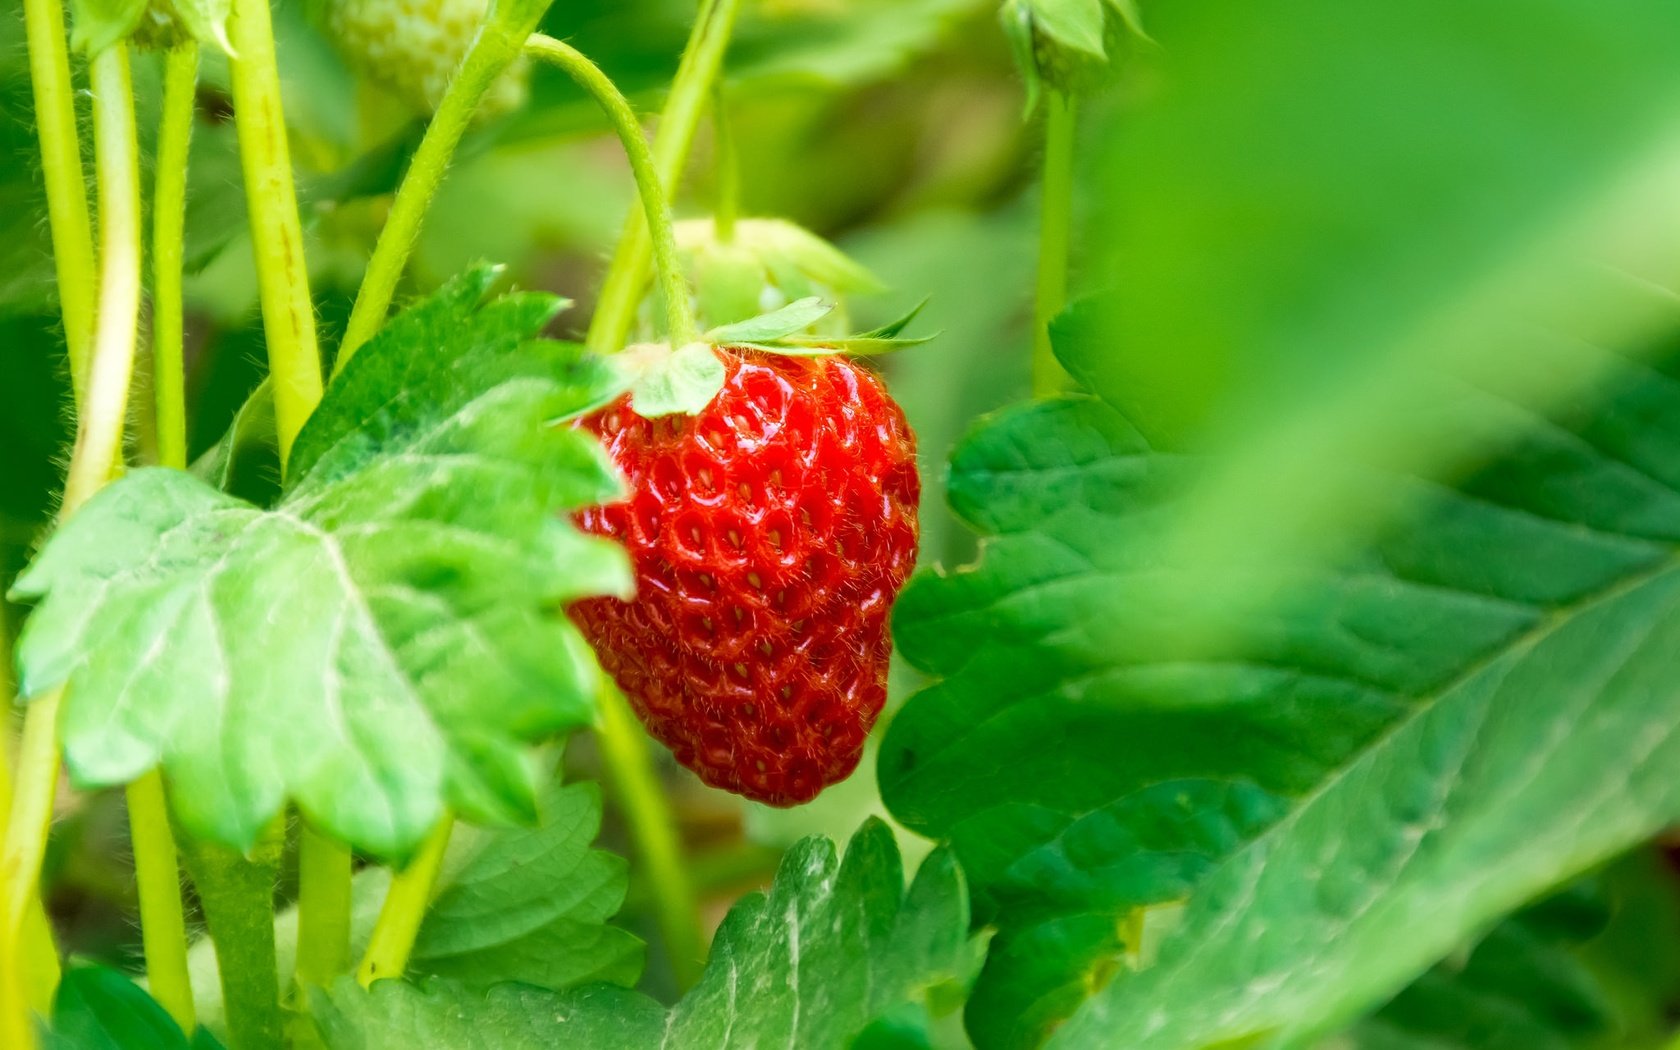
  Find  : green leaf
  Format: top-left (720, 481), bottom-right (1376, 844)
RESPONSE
top-left (68, 0), bottom-right (148, 54)
top-left (1344, 853), bottom-right (1680, 1049)
top-left (627, 342), bottom-right (728, 418)
top-left (10, 267), bottom-right (633, 856)
top-left (410, 781), bottom-right (645, 990)
top-left (881, 0), bottom-right (1680, 1042)
top-left (314, 820), bottom-right (977, 1049)
top-left (47, 966), bottom-right (224, 1050)
top-left (704, 296), bottom-right (835, 343)
top-left (189, 378), bottom-right (279, 506)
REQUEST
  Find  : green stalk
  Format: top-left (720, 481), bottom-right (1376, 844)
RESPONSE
top-left (597, 684), bottom-right (703, 989)
top-left (525, 21), bottom-right (719, 986)
top-left (182, 830), bottom-right (284, 1050)
top-left (151, 43), bottom-right (198, 472)
top-left (123, 46), bottom-right (201, 1035)
top-left (293, 825), bottom-right (352, 987)
top-left (335, 2), bottom-right (552, 373)
top-left (526, 33), bottom-right (696, 346)
top-left (1, 46), bottom-right (145, 1048)
top-left (228, 0), bottom-right (324, 469)
top-left (711, 85), bottom-right (738, 243)
top-left (356, 819), bottom-right (451, 987)
top-left (585, 0), bottom-right (743, 353)
top-left (1031, 89), bottom-right (1077, 398)
top-left (22, 0), bottom-right (97, 397)
top-left (125, 772), bottom-right (193, 1031)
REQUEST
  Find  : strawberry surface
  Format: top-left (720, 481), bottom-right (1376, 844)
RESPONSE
top-left (571, 348), bottom-right (920, 805)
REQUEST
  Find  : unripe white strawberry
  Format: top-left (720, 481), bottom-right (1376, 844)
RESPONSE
top-left (315, 0), bottom-right (529, 116)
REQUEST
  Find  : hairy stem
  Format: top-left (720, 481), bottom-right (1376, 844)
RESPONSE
top-left (336, 1), bottom-right (553, 373)
top-left (152, 43), bottom-right (199, 473)
top-left (585, 0), bottom-right (744, 352)
top-left (22, 0), bottom-right (97, 397)
top-left (597, 683), bottom-right (703, 989)
top-left (1, 44), bottom-right (146, 1047)
top-left (1031, 90), bottom-right (1077, 398)
top-left (357, 819), bottom-right (452, 987)
top-left (294, 826), bottom-right (352, 987)
top-left (127, 53), bottom-right (201, 1031)
top-left (526, 34), bottom-right (696, 346)
top-left (183, 830), bottom-right (284, 1050)
top-left (125, 772), bottom-right (194, 1031)
top-left (228, 0), bottom-right (323, 468)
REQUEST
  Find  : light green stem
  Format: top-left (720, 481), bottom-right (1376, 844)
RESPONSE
top-left (152, 43), bottom-right (198, 473)
top-left (22, 0), bottom-right (97, 397)
top-left (129, 54), bottom-right (200, 1032)
top-left (356, 819), bottom-right (452, 987)
top-left (711, 85), bottom-right (738, 243)
top-left (585, 0), bottom-right (744, 353)
top-left (335, 3), bottom-right (550, 374)
top-left (228, 0), bottom-right (323, 468)
top-left (1, 44), bottom-right (145, 1048)
top-left (1031, 90), bottom-right (1077, 398)
top-left (525, 34), bottom-right (695, 346)
top-left (597, 684), bottom-right (702, 989)
top-left (294, 825), bottom-right (352, 987)
top-left (183, 831), bottom-right (284, 1050)
top-left (125, 771), bottom-right (193, 1032)
top-left (62, 44), bottom-right (143, 516)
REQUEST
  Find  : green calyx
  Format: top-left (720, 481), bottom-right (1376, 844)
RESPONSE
top-left (666, 218), bottom-right (886, 338)
top-left (70, 0), bottom-right (232, 54)
top-left (617, 297), bottom-right (934, 420)
top-left (1000, 0), bottom-right (1149, 111)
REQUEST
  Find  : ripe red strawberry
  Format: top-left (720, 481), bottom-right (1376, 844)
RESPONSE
top-left (570, 347), bottom-right (920, 805)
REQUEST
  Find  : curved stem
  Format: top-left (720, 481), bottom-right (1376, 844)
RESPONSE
top-left (711, 85), bottom-right (738, 243)
top-left (152, 43), bottom-right (198, 473)
top-left (228, 0), bottom-right (324, 468)
top-left (125, 772), bottom-right (193, 1031)
top-left (62, 45), bottom-right (143, 517)
top-left (335, 2), bottom-right (552, 374)
top-left (1031, 89), bottom-right (1077, 398)
top-left (293, 825), bottom-right (351, 987)
top-left (1, 44), bottom-right (144, 1047)
top-left (585, 0), bottom-right (743, 353)
top-left (525, 34), bottom-right (696, 347)
top-left (356, 818), bottom-right (451, 987)
top-left (22, 0), bottom-right (97, 398)
top-left (597, 684), bottom-right (703, 989)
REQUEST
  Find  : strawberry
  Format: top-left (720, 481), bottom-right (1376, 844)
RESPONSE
top-left (569, 347), bottom-right (920, 805)
top-left (312, 0), bottom-right (529, 116)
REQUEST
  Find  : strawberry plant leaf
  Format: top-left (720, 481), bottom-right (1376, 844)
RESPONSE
top-left (1343, 853), bottom-right (1680, 1050)
top-left (409, 781), bottom-right (645, 991)
top-left (47, 966), bottom-right (225, 1050)
top-left (9, 266), bottom-right (633, 857)
top-left (883, 0), bottom-right (1680, 1042)
top-left (703, 296), bottom-right (835, 343)
top-left (312, 819), bottom-right (978, 1049)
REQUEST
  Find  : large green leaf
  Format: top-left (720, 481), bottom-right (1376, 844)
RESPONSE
top-left (313, 819), bottom-right (978, 1049)
top-left (879, 0), bottom-right (1680, 1044)
top-left (9, 267), bottom-right (632, 856)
